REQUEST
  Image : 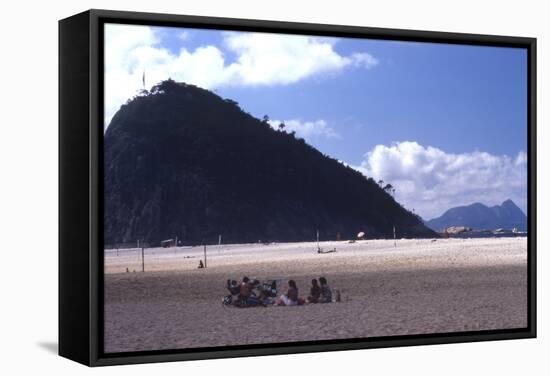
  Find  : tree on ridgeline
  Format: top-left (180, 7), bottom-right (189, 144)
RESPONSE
top-left (383, 183), bottom-right (394, 196)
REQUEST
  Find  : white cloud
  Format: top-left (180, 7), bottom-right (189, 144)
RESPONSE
top-left (268, 119), bottom-right (340, 140)
top-left (104, 24), bottom-right (378, 128)
top-left (222, 32), bottom-right (377, 86)
top-left (354, 141), bottom-right (527, 220)
top-left (350, 52), bottom-right (379, 68)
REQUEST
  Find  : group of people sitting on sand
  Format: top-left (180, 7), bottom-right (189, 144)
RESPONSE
top-left (276, 277), bottom-right (333, 306)
top-left (224, 276), bottom-right (333, 307)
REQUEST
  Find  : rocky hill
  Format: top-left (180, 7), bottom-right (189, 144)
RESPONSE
top-left (104, 80), bottom-right (436, 245)
top-left (425, 199), bottom-right (527, 232)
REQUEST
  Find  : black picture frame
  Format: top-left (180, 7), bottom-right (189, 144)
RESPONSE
top-left (59, 8), bottom-right (537, 367)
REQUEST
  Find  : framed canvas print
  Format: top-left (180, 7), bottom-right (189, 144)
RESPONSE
top-left (59, 9), bottom-right (536, 366)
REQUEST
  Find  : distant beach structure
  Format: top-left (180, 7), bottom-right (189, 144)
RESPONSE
top-left (160, 239), bottom-right (175, 248)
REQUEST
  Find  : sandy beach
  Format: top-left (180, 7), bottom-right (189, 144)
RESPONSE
top-left (104, 237), bottom-right (527, 353)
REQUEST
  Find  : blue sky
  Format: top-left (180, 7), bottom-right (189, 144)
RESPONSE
top-left (224, 41), bottom-right (526, 163)
top-left (104, 24), bottom-right (528, 219)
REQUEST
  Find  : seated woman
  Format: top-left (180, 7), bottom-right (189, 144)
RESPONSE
top-left (319, 277), bottom-right (332, 303)
top-left (276, 280), bottom-right (299, 306)
top-left (307, 279), bottom-right (321, 303)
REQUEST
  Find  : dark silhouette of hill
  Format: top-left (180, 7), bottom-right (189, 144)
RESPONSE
top-left (425, 199), bottom-right (527, 232)
top-left (104, 80), bottom-right (436, 245)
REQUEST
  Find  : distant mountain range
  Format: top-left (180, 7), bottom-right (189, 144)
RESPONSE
top-left (104, 80), bottom-right (436, 245)
top-left (425, 199), bottom-right (527, 232)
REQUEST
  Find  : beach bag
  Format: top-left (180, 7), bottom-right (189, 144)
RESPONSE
top-left (223, 295), bottom-right (233, 306)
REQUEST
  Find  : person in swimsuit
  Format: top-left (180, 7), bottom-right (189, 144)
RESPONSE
top-left (307, 279), bottom-right (321, 303)
top-left (277, 280), bottom-right (299, 306)
top-left (319, 277), bottom-right (332, 303)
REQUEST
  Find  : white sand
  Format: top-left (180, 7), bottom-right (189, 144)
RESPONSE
top-left (104, 237), bottom-right (527, 353)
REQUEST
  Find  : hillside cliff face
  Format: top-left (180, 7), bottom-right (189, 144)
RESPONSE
top-left (425, 199), bottom-right (527, 232)
top-left (104, 80), bottom-right (435, 245)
